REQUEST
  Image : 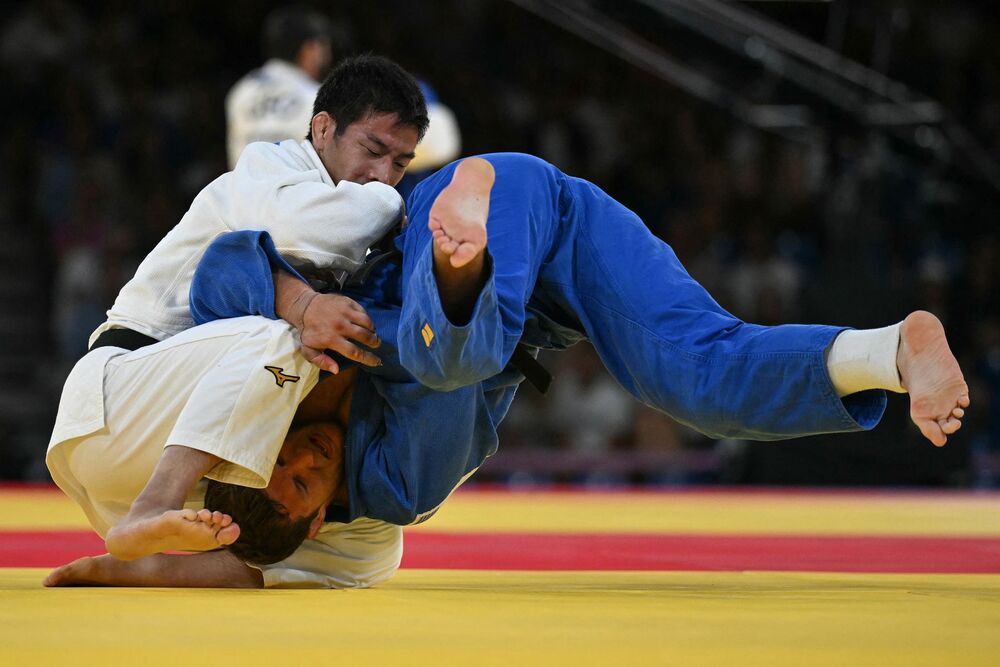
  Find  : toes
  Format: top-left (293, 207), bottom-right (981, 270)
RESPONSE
top-left (958, 394), bottom-right (971, 408)
top-left (918, 419), bottom-right (947, 447)
top-left (450, 243), bottom-right (479, 268)
top-left (938, 416), bottom-right (962, 435)
top-left (951, 407), bottom-right (964, 419)
top-left (217, 523), bottom-right (241, 546)
top-left (195, 508), bottom-right (212, 522)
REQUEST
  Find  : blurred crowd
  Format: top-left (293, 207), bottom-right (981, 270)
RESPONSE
top-left (0, 0), bottom-right (996, 486)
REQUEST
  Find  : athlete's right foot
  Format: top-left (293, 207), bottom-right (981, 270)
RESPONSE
top-left (428, 157), bottom-right (495, 268)
top-left (897, 311), bottom-right (970, 447)
top-left (105, 508), bottom-right (240, 561)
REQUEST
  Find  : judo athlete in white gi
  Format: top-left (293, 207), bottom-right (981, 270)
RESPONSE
top-left (45, 56), bottom-right (429, 588)
top-left (226, 8), bottom-right (462, 175)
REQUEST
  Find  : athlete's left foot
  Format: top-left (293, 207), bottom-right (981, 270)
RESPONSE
top-left (897, 311), bottom-right (970, 447)
top-left (428, 157), bottom-right (495, 268)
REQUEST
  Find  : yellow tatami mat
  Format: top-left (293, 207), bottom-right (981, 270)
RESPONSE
top-left (2, 486), bottom-right (999, 665)
top-left (3, 569), bottom-right (999, 666)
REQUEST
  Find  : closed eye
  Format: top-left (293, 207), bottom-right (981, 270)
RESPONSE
top-left (294, 477), bottom-right (308, 495)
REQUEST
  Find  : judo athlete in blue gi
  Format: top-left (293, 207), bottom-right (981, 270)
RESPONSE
top-left (192, 153), bottom-right (969, 528)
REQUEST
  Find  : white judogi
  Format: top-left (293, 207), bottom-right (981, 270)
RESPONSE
top-left (90, 139), bottom-right (403, 347)
top-left (226, 59), bottom-right (319, 169)
top-left (48, 316), bottom-right (403, 588)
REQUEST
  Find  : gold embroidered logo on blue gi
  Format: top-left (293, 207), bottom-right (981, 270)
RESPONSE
top-left (265, 366), bottom-right (300, 388)
top-left (421, 323), bottom-right (434, 347)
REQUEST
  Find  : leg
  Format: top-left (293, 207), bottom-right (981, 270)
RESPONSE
top-left (559, 180), bottom-right (969, 444)
top-left (427, 157), bottom-right (495, 322)
top-left (47, 317), bottom-right (318, 543)
top-left (826, 313), bottom-right (969, 446)
top-left (399, 153), bottom-right (564, 391)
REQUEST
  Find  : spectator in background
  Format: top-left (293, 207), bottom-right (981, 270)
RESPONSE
top-left (226, 7), bottom-right (461, 188)
top-left (547, 346), bottom-right (634, 483)
top-left (225, 7), bottom-right (333, 169)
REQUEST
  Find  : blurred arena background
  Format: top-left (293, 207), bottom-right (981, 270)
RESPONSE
top-left (0, 0), bottom-right (997, 489)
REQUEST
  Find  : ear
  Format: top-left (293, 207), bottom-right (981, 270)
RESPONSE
top-left (307, 504), bottom-right (327, 539)
top-left (310, 112), bottom-right (336, 142)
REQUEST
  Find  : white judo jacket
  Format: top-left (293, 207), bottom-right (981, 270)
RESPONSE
top-left (90, 139), bottom-right (403, 347)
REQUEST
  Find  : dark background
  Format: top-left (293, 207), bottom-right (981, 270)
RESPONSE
top-left (0, 0), bottom-right (996, 487)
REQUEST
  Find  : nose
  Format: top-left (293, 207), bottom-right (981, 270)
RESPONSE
top-left (368, 159), bottom-right (392, 184)
top-left (281, 447), bottom-right (319, 472)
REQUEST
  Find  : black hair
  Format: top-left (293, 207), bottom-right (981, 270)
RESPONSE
top-left (204, 479), bottom-right (318, 565)
top-left (307, 54), bottom-right (429, 141)
top-left (262, 7), bottom-right (332, 63)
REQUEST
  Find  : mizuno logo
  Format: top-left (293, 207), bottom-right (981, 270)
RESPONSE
top-left (265, 366), bottom-right (300, 388)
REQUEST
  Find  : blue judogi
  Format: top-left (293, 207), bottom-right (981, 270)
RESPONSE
top-left (192, 152), bottom-right (885, 525)
top-left (398, 153), bottom-right (884, 437)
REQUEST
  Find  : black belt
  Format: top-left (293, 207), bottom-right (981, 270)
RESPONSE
top-left (90, 250), bottom-right (553, 394)
top-left (511, 344), bottom-right (551, 394)
top-left (90, 325), bottom-right (551, 394)
top-left (90, 328), bottom-right (159, 351)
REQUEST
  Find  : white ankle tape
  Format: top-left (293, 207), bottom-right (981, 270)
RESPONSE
top-left (826, 324), bottom-right (905, 397)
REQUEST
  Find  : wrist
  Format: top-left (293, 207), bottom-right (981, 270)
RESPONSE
top-left (288, 289), bottom-right (318, 330)
top-left (274, 270), bottom-right (317, 329)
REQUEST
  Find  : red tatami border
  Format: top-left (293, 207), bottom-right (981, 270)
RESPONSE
top-left (3, 530), bottom-right (998, 573)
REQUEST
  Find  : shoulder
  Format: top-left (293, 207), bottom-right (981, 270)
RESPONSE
top-left (233, 140), bottom-right (313, 175)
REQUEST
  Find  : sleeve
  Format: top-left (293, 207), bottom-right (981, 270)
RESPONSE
top-left (190, 230), bottom-right (302, 324)
top-left (396, 239), bottom-right (518, 392)
top-left (224, 143), bottom-right (404, 273)
top-left (256, 518), bottom-right (403, 588)
top-left (346, 371), bottom-right (509, 526)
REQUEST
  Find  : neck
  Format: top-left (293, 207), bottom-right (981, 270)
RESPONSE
top-left (292, 366), bottom-right (357, 429)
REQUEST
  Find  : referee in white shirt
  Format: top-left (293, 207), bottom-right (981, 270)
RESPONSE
top-left (225, 8), bottom-right (333, 169)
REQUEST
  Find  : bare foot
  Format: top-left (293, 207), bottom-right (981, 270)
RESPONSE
top-left (44, 556), bottom-right (106, 587)
top-left (428, 157), bottom-right (495, 268)
top-left (897, 311), bottom-right (970, 447)
top-left (105, 508), bottom-right (240, 561)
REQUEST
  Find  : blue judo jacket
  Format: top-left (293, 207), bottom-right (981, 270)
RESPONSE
top-left (191, 230), bottom-right (521, 525)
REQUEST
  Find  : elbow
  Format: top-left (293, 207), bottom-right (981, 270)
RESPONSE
top-left (400, 349), bottom-right (503, 392)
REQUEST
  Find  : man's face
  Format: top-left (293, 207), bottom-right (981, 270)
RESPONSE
top-left (264, 422), bottom-right (344, 521)
top-left (312, 111), bottom-right (418, 186)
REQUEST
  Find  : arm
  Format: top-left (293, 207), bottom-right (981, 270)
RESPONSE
top-left (225, 142), bottom-right (404, 273)
top-left (190, 230), bottom-right (381, 372)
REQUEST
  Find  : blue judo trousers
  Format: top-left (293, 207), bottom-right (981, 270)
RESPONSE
top-left (398, 153), bottom-right (885, 440)
top-left (192, 153), bottom-right (885, 526)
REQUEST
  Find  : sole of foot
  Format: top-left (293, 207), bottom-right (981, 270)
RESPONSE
top-left (897, 310), bottom-right (970, 447)
top-left (428, 157), bottom-right (495, 268)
